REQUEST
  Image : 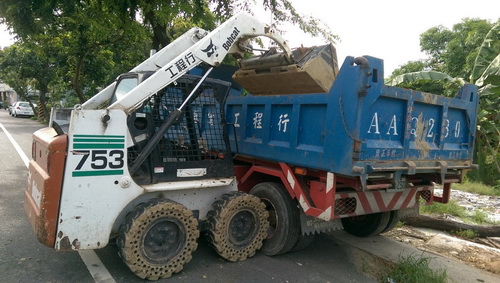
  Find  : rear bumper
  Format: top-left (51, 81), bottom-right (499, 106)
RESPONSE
top-left (24, 128), bottom-right (67, 248)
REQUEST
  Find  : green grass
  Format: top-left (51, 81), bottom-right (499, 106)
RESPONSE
top-left (395, 221), bottom-right (405, 228)
top-left (451, 229), bottom-right (479, 239)
top-left (380, 255), bottom-right (447, 283)
top-left (420, 200), bottom-right (467, 218)
top-left (420, 200), bottom-right (496, 225)
top-left (471, 209), bottom-right (490, 224)
top-left (452, 181), bottom-right (500, 196)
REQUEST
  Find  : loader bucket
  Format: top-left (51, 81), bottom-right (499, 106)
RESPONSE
top-left (232, 44), bottom-right (339, 95)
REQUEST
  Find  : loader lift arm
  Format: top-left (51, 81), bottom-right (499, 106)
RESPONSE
top-left (82, 12), bottom-right (293, 114)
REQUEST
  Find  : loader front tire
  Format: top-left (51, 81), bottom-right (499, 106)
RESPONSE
top-left (207, 192), bottom-right (269, 262)
top-left (117, 198), bottom-right (199, 280)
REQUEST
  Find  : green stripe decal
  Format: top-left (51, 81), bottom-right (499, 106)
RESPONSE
top-left (74, 134), bottom-right (124, 138)
top-left (73, 143), bottom-right (124, 149)
top-left (72, 170), bottom-right (124, 177)
top-left (74, 138), bottom-right (125, 143)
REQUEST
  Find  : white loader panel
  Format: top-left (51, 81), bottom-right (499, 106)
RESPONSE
top-left (56, 109), bottom-right (237, 250)
top-left (56, 109), bottom-right (143, 250)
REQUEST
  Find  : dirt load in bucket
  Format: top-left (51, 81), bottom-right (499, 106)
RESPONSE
top-left (233, 44), bottom-right (339, 95)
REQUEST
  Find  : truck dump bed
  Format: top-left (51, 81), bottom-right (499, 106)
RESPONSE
top-left (225, 56), bottom-right (479, 187)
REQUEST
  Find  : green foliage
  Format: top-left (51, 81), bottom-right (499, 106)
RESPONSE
top-left (451, 229), bottom-right (479, 239)
top-left (388, 19), bottom-right (500, 185)
top-left (380, 255), bottom-right (447, 283)
top-left (387, 62), bottom-right (460, 97)
top-left (395, 221), bottom-right (405, 229)
top-left (472, 24), bottom-right (500, 181)
top-left (1, 0), bottom-right (336, 107)
top-left (471, 210), bottom-right (489, 224)
top-left (209, 0), bottom-right (338, 43)
top-left (0, 45), bottom-right (31, 98)
top-left (0, 0), bottom-right (152, 105)
top-left (471, 23), bottom-right (500, 82)
top-left (420, 200), bottom-right (467, 218)
top-left (454, 179), bottom-right (500, 196)
top-left (110, 0), bottom-right (216, 49)
top-left (421, 199), bottom-right (496, 225)
top-left (390, 60), bottom-right (428, 77)
top-left (419, 19), bottom-right (493, 79)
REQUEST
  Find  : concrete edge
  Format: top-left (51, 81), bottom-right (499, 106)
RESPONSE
top-left (326, 230), bottom-right (500, 283)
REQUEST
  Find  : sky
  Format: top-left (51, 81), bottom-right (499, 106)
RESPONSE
top-left (1, 0), bottom-right (499, 76)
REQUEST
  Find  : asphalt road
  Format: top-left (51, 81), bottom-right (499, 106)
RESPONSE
top-left (0, 109), bottom-right (375, 283)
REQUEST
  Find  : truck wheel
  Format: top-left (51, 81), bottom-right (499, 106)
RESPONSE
top-left (380, 207), bottom-right (419, 234)
top-left (250, 182), bottom-right (301, 256)
top-left (206, 192), bottom-right (269, 262)
top-left (379, 210), bottom-right (399, 234)
top-left (290, 232), bottom-right (316, 252)
top-left (117, 199), bottom-right (199, 280)
top-left (341, 211), bottom-right (391, 237)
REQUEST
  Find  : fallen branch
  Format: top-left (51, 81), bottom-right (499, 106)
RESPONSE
top-left (404, 214), bottom-right (500, 237)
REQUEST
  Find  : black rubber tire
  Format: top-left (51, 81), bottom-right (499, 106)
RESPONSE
top-left (341, 211), bottom-right (392, 237)
top-left (206, 191), bottom-right (269, 262)
top-left (290, 232), bottom-right (316, 252)
top-left (380, 210), bottom-right (399, 234)
top-left (250, 182), bottom-right (301, 256)
top-left (117, 198), bottom-right (199, 280)
top-left (380, 207), bottom-right (420, 234)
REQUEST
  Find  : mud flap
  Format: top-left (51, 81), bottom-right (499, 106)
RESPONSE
top-left (299, 209), bottom-right (343, 235)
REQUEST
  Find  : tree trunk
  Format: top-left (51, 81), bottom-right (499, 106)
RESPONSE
top-left (72, 56), bottom-right (86, 104)
top-left (405, 214), bottom-right (500, 237)
top-left (144, 10), bottom-right (170, 50)
top-left (37, 85), bottom-right (49, 123)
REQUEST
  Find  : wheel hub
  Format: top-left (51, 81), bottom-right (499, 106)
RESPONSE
top-left (143, 218), bottom-right (185, 263)
top-left (228, 210), bottom-right (258, 247)
top-left (262, 198), bottom-right (277, 238)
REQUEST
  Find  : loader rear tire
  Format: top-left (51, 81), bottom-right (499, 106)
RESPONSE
top-left (341, 211), bottom-right (391, 237)
top-left (206, 192), bottom-right (269, 262)
top-left (117, 199), bottom-right (199, 280)
top-left (250, 182), bottom-right (301, 256)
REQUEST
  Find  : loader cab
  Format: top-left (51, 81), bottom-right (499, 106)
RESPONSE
top-left (123, 73), bottom-right (235, 185)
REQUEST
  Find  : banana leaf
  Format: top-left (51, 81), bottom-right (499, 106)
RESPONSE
top-left (475, 54), bottom-right (500, 87)
top-left (386, 70), bottom-right (464, 86)
top-left (470, 23), bottom-right (500, 83)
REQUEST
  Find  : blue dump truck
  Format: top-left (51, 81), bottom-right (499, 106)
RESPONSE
top-left (222, 46), bottom-right (479, 253)
top-left (24, 16), bottom-right (479, 278)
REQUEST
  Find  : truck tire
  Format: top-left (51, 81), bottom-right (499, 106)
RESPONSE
top-left (380, 207), bottom-right (420, 234)
top-left (117, 198), bottom-right (199, 280)
top-left (250, 182), bottom-right (301, 256)
top-left (290, 232), bottom-right (316, 252)
top-left (341, 211), bottom-right (391, 237)
top-left (206, 191), bottom-right (269, 262)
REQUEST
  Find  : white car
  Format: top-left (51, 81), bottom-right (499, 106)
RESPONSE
top-left (11, 101), bottom-right (35, 118)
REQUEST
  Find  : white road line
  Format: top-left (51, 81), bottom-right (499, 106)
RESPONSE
top-left (0, 122), bottom-right (116, 283)
top-left (0, 122), bottom-right (30, 167)
top-left (78, 251), bottom-right (117, 283)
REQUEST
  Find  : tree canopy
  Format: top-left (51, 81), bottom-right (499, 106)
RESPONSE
top-left (388, 19), bottom-right (500, 186)
top-left (0, 0), bottom-right (336, 115)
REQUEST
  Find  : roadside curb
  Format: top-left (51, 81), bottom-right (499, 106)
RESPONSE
top-left (327, 230), bottom-right (500, 283)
